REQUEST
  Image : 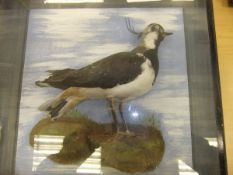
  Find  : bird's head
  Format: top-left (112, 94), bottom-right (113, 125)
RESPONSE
top-left (125, 18), bottom-right (173, 50)
top-left (139, 23), bottom-right (173, 49)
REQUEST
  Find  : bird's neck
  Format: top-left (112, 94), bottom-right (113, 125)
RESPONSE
top-left (132, 46), bottom-right (159, 73)
top-left (143, 49), bottom-right (159, 70)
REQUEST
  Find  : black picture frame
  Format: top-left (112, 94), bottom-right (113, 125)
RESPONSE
top-left (230, 0), bottom-right (233, 6)
top-left (0, 0), bottom-right (228, 174)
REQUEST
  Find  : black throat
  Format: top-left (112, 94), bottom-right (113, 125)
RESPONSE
top-left (143, 49), bottom-right (158, 70)
top-left (132, 47), bottom-right (159, 74)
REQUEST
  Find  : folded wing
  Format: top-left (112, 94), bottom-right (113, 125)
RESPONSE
top-left (36, 52), bottom-right (146, 89)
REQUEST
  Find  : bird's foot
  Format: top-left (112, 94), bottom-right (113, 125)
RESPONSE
top-left (51, 117), bottom-right (59, 121)
top-left (117, 130), bottom-right (136, 137)
top-left (50, 113), bottom-right (63, 121)
top-left (126, 129), bottom-right (136, 136)
top-left (44, 112), bottom-right (60, 121)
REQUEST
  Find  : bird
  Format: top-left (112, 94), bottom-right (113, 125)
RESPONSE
top-left (35, 18), bottom-right (172, 133)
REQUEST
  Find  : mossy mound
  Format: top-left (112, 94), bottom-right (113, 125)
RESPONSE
top-left (49, 130), bottom-right (95, 164)
top-left (30, 115), bottom-right (109, 146)
top-left (30, 114), bottom-right (113, 164)
top-left (30, 113), bottom-right (164, 173)
top-left (101, 127), bottom-right (164, 173)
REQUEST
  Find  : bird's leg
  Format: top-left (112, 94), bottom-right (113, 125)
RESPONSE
top-left (39, 87), bottom-right (81, 111)
top-left (107, 98), bottom-right (118, 133)
top-left (119, 102), bottom-right (130, 133)
top-left (51, 96), bottom-right (84, 120)
top-left (54, 87), bottom-right (81, 106)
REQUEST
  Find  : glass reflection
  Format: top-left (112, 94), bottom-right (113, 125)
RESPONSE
top-left (44, 0), bottom-right (104, 3)
top-left (204, 137), bottom-right (218, 148)
top-left (131, 111), bottom-right (139, 118)
top-left (76, 147), bottom-right (102, 174)
top-left (178, 160), bottom-right (199, 175)
top-left (32, 135), bottom-right (64, 171)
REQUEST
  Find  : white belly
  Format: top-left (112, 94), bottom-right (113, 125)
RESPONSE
top-left (79, 59), bottom-right (155, 100)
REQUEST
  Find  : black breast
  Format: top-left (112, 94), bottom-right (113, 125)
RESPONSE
top-left (140, 49), bottom-right (159, 83)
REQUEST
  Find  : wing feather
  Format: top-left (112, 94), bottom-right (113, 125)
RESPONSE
top-left (40, 52), bottom-right (145, 89)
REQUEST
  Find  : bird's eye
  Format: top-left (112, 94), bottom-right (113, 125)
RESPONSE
top-left (151, 25), bottom-right (161, 32)
top-left (151, 26), bottom-right (156, 31)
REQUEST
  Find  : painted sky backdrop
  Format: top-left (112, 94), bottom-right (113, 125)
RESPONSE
top-left (16, 8), bottom-right (194, 175)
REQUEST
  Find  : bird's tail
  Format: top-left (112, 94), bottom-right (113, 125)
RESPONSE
top-left (35, 81), bottom-right (51, 87)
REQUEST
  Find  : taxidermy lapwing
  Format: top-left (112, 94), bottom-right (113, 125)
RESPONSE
top-left (36, 18), bottom-right (172, 133)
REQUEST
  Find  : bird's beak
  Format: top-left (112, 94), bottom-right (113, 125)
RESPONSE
top-left (164, 32), bottom-right (173, 36)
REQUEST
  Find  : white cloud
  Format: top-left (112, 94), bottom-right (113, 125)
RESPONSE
top-left (50, 53), bottom-right (77, 59)
top-left (87, 43), bottom-right (132, 56)
top-left (30, 9), bottom-right (110, 47)
top-left (31, 60), bottom-right (69, 69)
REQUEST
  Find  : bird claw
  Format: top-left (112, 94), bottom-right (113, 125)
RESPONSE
top-left (51, 117), bottom-right (58, 121)
top-left (126, 130), bottom-right (136, 136)
top-left (51, 114), bottom-right (62, 121)
top-left (117, 130), bottom-right (136, 137)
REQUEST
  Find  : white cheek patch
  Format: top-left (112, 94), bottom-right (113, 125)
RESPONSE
top-left (142, 32), bottom-right (158, 49)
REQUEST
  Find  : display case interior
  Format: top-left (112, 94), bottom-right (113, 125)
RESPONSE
top-left (0, 0), bottom-right (227, 175)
